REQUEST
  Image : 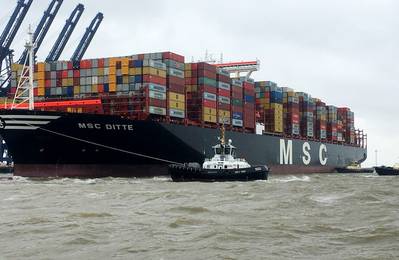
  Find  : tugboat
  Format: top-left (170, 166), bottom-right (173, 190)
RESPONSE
top-left (169, 125), bottom-right (269, 182)
top-left (336, 162), bottom-right (374, 173)
top-left (375, 163), bottom-right (399, 176)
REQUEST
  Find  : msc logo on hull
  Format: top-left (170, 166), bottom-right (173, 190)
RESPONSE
top-left (280, 139), bottom-right (328, 166)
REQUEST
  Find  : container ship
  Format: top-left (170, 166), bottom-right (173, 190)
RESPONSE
top-left (0, 51), bottom-right (367, 178)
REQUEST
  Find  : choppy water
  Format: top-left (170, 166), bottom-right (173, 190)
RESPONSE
top-left (1, 173), bottom-right (399, 260)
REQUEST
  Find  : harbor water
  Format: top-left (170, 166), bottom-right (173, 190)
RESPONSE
top-left (1, 173), bottom-right (398, 259)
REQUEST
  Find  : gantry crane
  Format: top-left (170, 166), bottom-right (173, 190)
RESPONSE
top-left (18, 0), bottom-right (63, 65)
top-left (0, 0), bottom-right (33, 91)
top-left (71, 12), bottom-right (103, 62)
top-left (46, 4), bottom-right (84, 62)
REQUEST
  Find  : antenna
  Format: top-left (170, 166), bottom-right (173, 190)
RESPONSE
top-left (12, 25), bottom-right (35, 110)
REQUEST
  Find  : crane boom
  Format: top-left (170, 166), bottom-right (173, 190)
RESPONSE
top-left (46, 4), bottom-right (84, 62)
top-left (19, 0), bottom-right (63, 64)
top-left (71, 12), bottom-right (103, 62)
top-left (0, 0), bottom-right (33, 90)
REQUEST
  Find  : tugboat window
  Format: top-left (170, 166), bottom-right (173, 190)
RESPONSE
top-left (215, 148), bottom-right (222, 154)
top-left (225, 148), bottom-right (230, 155)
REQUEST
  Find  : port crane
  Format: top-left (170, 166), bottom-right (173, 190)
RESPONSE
top-left (71, 12), bottom-right (103, 62)
top-left (0, 0), bottom-right (33, 92)
top-left (46, 4), bottom-right (84, 62)
top-left (18, 0), bottom-right (63, 65)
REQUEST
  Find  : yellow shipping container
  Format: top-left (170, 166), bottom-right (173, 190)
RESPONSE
top-left (109, 76), bottom-right (116, 84)
top-left (37, 63), bottom-right (45, 72)
top-left (11, 63), bottom-right (22, 71)
top-left (142, 67), bottom-right (166, 78)
top-left (38, 79), bottom-right (45, 88)
top-left (184, 63), bottom-right (191, 70)
top-left (271, 103), bottom-right (283, 110)
top-left (62, 78), bottom-right (68, 86)
top-left (186, 85), bottom-right (197, 92)
top-left (109, 66), bottom-right (116, 75)
top-left (67, 78), bottom-right (73, 86)
top-left (219, 110), bottom-right (230, 118)
top-left (37, 87), bottom-right (45, 96)
top-left (123, 76), bottom-right (129, 84)
top-left (169, 100), bottom-right (185, 110)
top-left (92, 85), bottom-right (98, 93)
top-left (98, 68), bottom-right (104, 76)
top-left (185, 70), bottom-right (192, 78)
top-left (121, 67), bottom-right (129, 75)
top-left (168, 92), bottom-right (185, 102)
top-left (109, 83), bottom-right (116, 92)
top-left (203, 114), bottom-right (217, 123)
top-left (203, 107), bottom-right (217, 116)
top-left (37, 71), bottom-right (45, 80)
top-left (74, 86), bottom-right (80, 94)
top-left (121, 58), bottom-right (129, 67)
top-left (109, 57), bottom-right (118, 67)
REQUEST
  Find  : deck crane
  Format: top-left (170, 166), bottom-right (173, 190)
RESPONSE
top-left (18, 0), bottom-right (63, 65)
top-left (0, 0), bottom-right (33, 91)
top-left (46, 4), bottom-right (85, 62)
top-left (214, 61), bottom-right (260, 80)
top-left (71, 12), bottom-right (103, 62)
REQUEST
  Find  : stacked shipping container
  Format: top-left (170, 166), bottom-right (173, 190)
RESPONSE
top-left (8, 51), bottom-right (358, 145)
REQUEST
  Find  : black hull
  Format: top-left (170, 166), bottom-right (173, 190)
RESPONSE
top-left (0, 110), bottom-right (367, 178)
top-left (169, 164), bottom-right (268, 182)
top-left (375, 167), bottom-right (399, 176)
top-left (335, 167), bottom-right (375, 173)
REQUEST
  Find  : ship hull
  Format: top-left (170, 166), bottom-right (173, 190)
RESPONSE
top-left (0, 110), bottom-right (367, 178)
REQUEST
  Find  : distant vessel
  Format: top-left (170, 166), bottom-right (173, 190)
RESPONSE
top-left (375, 164), bottom-right (399, 176)
top-left (169, 125), bottom-right (269, 182)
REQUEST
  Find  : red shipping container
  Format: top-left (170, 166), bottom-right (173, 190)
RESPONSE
top-left (198, 85), bottom-right (217, 94)
top-left (34, 88), bottom-right (38, 96)
top-left (98, 85), bottom-right (104, 93)
top-left (167, 76), bottom-right (185, 86)
top-left (218, 89), bottom-right (230, 97)
top-left (56, 71), bottom-right (62, 79)
top-left (188, 63), bottom-right (197, 71)
top-left (98, 58), bottom-right (105, 68)
top-left (231, 105), bottom-right (243, 113)
top-left (67, 61), bottom-right (73, 70)
top-left (217, 75), bottom-right (230, 83)
top-left (162, 52), bottom-right (185, 63)
top-left (143, 75), bottom-right (166, 85)
top-left (218, 103), bottom-right (230, 111)
top-left (45, 71), bottom-right (51, 79)
top-left (198, 70), bottom-right (217, 80)
top-left (185, 78), bottom-right (197, 85)
top-left (73, 70), bottom-right (80, 78)
top-left (203, 100), bottom-right (217, 109)
top-left (73, 78), bottom-right (80, 86)
top-left (197, 62), bottom-right (217, 73)
top-left (62, 70), bottom-right (68, 78)
top-left (169, 83), bottom-right (185, 94)
top-left (45, 80), bottom-right (51, 88)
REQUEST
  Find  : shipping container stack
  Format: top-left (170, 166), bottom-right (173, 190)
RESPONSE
top-left (314, 99), bottom-right (327, 140)
top-left (241, 78), bottom-right (256, 130)
top-left (255, 81), bottom-right (283, 133)
top-left (297, 92), bottom-right (315, 138)
top-left (185, 62), bottom-right (218, 124)
top-left (231, 79), bottom-right (244, 128)
top-left (327, 106), bottom-right (338, 142)
top-left (338, 107), bottom-right (355, 144)
top-left (282, 87), bottom-right (300, 136)
top-left (216, 68), bottom-right (231, 125)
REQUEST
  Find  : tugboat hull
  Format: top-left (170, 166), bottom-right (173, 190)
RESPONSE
top-left (169, 164), bottom-right (268, 182)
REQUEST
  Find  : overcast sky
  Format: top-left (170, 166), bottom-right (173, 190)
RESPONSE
top-left (1, 0), bottom-right (398, 166)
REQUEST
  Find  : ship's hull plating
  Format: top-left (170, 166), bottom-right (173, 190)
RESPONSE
top-left (0, 110), bottom-right (367, 178)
